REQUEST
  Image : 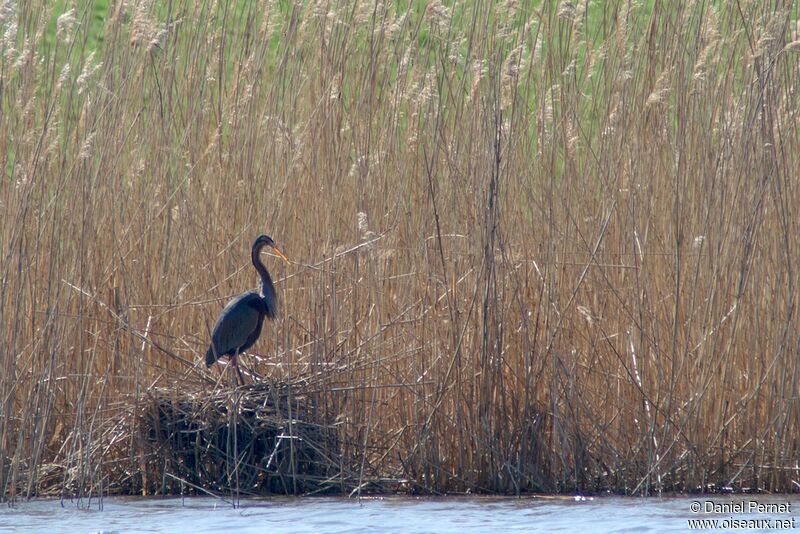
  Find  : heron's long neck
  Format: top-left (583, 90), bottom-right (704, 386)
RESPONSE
top-left (252, 245), bottom-right (275, 298)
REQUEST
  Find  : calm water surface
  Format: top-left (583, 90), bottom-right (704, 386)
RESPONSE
top-left (0, 495), bottom-right (797, 533)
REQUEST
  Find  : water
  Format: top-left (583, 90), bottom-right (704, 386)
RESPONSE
top-left (0, 495), bottom-right (797, 533)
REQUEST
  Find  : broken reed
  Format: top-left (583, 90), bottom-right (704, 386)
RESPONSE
top-left (1, 0), bottom-right (799, 499)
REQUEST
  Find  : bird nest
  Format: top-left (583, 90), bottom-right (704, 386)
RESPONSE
top-left (139, 376), bottom-right (342, 496)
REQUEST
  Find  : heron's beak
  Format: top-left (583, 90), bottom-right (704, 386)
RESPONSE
top-left (271, 246), bottom-right (290, 263)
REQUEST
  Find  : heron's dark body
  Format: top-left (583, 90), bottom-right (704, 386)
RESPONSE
top-left (205, 235), bottom-right (283, 370)
top-left (205, 291), bottom-right (276, 367)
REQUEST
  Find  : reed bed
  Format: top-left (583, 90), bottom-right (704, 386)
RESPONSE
top-left (1, 0), bottom-right (799, 499)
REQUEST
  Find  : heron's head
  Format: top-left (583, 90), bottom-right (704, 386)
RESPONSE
top-left (254, 235), bottom-right (290, 263)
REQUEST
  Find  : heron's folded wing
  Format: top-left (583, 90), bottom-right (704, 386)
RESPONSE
top-left (209, 292), bottom-right (261, 356)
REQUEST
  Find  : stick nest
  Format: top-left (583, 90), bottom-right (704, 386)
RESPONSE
top-left (139, 376), bottom-right (342, 496)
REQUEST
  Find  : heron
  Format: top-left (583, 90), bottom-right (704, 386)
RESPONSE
top-left (206, 235), bottom-right (289, 383)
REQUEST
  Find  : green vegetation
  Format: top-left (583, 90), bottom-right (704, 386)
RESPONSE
top-left (1, 0), bottom-right (799, 499)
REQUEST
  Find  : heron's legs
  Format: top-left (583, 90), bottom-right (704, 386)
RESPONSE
top-left (231, 350), bottom-right (245, 385)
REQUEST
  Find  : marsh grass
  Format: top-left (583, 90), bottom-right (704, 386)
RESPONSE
top-left (1, 0), bottom-right (799, 499)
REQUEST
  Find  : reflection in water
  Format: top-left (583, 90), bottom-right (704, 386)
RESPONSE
top-left (0, 495), bottom-right (797, 533)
